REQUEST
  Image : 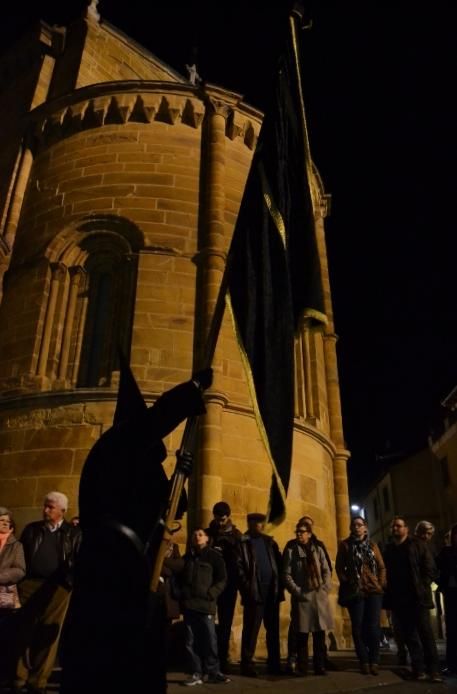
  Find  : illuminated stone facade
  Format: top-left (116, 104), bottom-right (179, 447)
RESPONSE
top-left (0, 10), bottom-right (350, 649)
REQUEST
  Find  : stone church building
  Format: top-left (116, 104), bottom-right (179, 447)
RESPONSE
top-left (0, 5), bottom-right (350, 645)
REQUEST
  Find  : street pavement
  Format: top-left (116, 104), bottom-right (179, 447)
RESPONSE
top-left (167, 648), bottom-right (457, 693)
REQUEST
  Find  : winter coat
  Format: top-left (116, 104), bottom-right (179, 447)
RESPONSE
top-left (205, 520), bottom-right (242, 588)
top-left (20, 520), bottom-right (81, 589)
top-left (0, 534), bottom-right (26, 609)
top-left (170, 545), bottom-right (227, 615)
top-left (383, 536), bottom-right (436, 609)
top-left (159, 543), bottom-right (181, 620)
top-left (0, 534), bottom-right (26, 586)
top-left (283, 534), bottom-right (333, 574)
top-left (436, 546), bottom-right (457, 593)
top-left (282, 540), bottom-right (334, 633)
top-left (336, 537), bottom-right (386, 596)
top-left (237, 533), bottom-right (284, 605)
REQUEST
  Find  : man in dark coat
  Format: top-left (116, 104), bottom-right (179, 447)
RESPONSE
top-left (60, 363), bottom-right (212, 694)
top-left (383, 515), bottom-right (442, 683)
top-left (237, 513), bottom-right (283, 677)
top-left (12, 492), bottom-right (81, 694)
top-left (205, 501), bottom-right (242, 671)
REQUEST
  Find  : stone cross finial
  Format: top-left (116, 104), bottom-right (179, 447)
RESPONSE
top-left (87, 0), bottom-right (101, 22)
top-left (185, 63), bottom-right (202, 86)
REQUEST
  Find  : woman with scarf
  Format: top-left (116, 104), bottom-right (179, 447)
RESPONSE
top-left (282, 521), bottom-right (333, 676)
top-left (336, 516), bottom-right (386, 675)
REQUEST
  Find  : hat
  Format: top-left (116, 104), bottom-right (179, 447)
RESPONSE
top-left (247, 512), bottom-right (266, 523)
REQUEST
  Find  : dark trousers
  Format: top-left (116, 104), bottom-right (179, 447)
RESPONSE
top-left (15, 578), bottom-right (70, 690)
top-left (287, 622), bottom-right (330, 664)
top-left (347, 594), bottom-right (382, 665)
top-left (393, 603), bottom-right (439, 675)
top-left (184, 609), bottom-right (219, 678)
top-left (241, 595), bottom-right (280, 667)
top-left (297, 630), bottom-right (326, 673)
top-left (216, 588), bottom-right (237, 666)
top-left (443, 589), bottom-right (457, 670)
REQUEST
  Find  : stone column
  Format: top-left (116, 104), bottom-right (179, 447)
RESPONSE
top-left (314, 209), bottom-right (350, 541)
top-left (58, 266), bottom-right (85, 382)
top-left (323, 332), bottom-right (350, 540)
top-left (36, 262), bottom-right (66, 377)
top-left (302, 327), bottom-right (315, 421)
top-left (195, 93), bottom-right (231, 527)
top-left (2, 141), bottom-right (34, 251)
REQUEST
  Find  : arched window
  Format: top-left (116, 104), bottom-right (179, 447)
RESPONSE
top-left (37, 218), bottom-right (142, 388)
top-left (76, 233), bottom-right (137, 387)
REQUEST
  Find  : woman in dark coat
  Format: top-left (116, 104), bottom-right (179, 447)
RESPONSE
top-left (336, 516), bottom-right (386, 675)
top-left (0, 507), bottom-right (25, 613)
top-left (0, 507), bottom-right (25, 684)
top-left (437, 523), bottom-right (457, 676)
top-left (282, 521), bottom-right (333, 676)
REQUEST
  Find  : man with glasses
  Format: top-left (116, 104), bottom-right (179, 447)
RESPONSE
top-left (383, 515), bottom-right (442, 683)
top-left (205, 502), bottom-right (242, 671)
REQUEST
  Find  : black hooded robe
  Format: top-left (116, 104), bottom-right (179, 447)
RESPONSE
top-left (60, 379), bottom-right (206, 694)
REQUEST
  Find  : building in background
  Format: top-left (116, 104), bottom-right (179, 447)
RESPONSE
top-left (362, 387), bottom-right (457, 551)
top-left (428, 386), bottom-right (457, 533)
top-left (0, 6), bottom-right (350, 648)
top-left (361, 448), bottom-right (443, 550)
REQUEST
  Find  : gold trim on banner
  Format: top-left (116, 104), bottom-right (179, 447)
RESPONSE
top-left (290, 13), bottom-right (315, 211)
top-left (258, 162), bottom-right (287, 248)
top-left (226, 292), bottom-right (287, 527)
top-left (303, 307), bottom-right (328, 326)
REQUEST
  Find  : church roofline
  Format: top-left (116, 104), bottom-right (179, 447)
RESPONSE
top-left (99, 19), bottom-right (188, 85)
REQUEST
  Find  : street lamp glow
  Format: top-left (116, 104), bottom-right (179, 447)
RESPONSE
top-left (351, 504), bottom-right (360, 512)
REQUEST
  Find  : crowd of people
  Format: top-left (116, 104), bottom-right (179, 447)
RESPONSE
top-left (0, 494), bottom-right (456, 691)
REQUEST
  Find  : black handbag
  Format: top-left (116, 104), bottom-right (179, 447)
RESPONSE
top-left (337, 580), bottom-right (361, 607)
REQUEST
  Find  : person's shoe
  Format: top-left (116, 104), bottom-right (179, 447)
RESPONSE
top-left (324, 659), bottom-right (339, 671)
top-left (412, 672), bottom-right (427, 681)
top-left (207, 673), bottom-right (231, 684)
top-left (360, 663), bottom-right (370, 675)
top-left (285, 660), bottom-right (297, 675)
top-left (397, 651), bottom-right (408, 666)
top-left (442, 667), bottom-right (457, 677)
top-left (430, 672), bottom-right (444, 683)
top-left (266, 665), bottom-right (284, 676)
top-left (370, 664), bottom-right (379, 676)
top-left (240, 663), bottom-right (257, 678)
top-left (183, 673), bottom-right (203, 686)
top-left (314, 668), bottom-right (327, 676)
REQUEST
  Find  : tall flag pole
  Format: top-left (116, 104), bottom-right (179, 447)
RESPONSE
top-left (226, 1), bottom-right (327, 525)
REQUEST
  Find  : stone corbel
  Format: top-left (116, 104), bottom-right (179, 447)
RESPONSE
top-left (226, 110), bottom-right (245, 140)
top-left (156, 95), bottom-right (185, 124)
top-left (182, 98), bottom-right (205, 129)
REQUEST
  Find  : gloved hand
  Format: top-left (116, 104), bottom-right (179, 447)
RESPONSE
top-left (192, 367), bottom-right (213, 391)
top-left (176, 449), bottom-right (193, 477)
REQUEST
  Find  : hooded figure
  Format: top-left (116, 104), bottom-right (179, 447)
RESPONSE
top-left (60, 358), bottom-right (212, 694)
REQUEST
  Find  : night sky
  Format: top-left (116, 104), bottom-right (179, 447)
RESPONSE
top-left (2, 1), bottom-right (457, 499)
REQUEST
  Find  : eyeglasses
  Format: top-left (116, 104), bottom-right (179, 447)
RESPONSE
top-left (352, 522), bottom-right (366, 528)
top-left (296, 529), bottom-right (309, 534)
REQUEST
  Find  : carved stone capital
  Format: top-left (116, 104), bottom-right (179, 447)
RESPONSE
top-left (49, 262), bottom-right (67, 281)
top-left (68, 265), bottom-right (86, 283)
top-left (205, 98), bottom-right (232, 121)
